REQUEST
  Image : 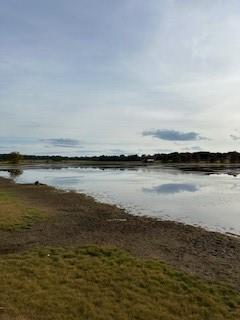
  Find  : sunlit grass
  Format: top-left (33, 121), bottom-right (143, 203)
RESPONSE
top-left (0, 192), bottom-right (46, 230)
top-left (0, 246), bottom-right (239, 320)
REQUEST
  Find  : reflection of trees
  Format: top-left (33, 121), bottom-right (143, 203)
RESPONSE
top-left (8, 169), bottom-right (23, 179)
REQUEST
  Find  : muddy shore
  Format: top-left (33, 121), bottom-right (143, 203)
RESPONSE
top-left (0, 176), bottom-right (240, 290)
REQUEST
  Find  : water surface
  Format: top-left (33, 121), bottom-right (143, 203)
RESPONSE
top-left (1, 166), bottom-right (240, 235)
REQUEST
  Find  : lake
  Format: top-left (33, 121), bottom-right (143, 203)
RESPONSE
top-left (1, 165), bottom-right (240, 235)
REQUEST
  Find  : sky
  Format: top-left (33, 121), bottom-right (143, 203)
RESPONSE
top-left (1, 0), bottom-right (240, 156)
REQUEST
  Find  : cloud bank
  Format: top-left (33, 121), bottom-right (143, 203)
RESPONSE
top-left (0, 1), bottom-right (240, 155)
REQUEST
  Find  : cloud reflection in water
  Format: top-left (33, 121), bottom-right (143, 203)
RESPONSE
top-left (143, 183), bottom-right (199, 194)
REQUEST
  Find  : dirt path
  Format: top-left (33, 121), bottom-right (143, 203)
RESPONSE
top-left (0, 177), bottom-right (240, 290)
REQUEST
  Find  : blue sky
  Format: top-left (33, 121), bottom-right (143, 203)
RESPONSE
top-left (1, 0), bottom-right (240, 155)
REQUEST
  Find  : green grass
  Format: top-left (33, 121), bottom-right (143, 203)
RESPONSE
top-left (0, 246), bottom-right (239, 320)
top-left (0, 191), bottom-right (46, 230)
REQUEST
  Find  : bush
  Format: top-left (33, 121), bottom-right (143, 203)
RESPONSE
top-left (6, 152), bottom-right (23, 164)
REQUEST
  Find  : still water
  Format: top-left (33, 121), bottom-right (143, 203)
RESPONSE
top-left (1, 166), bottom-right (240, 235)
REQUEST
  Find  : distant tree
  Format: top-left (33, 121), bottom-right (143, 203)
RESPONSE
top-left (6, 152), bottom-right (23, 164)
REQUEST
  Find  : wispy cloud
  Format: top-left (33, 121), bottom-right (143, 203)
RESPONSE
top-left (230, 134), bottom-right (240, 141)
top-left (41, 138), bottom-right (82, 148)
top-left (143, 129), bottom-right (207, 141)
top-left (182, 146), bottom-right (202, 151)
top-left (153, 148), bottom-right (173, 153)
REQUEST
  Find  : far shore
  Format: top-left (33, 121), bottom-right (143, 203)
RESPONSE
top-left (0, 176), bottom-right (240, 290)
top-left (2, 160), bottom-right (240, 171)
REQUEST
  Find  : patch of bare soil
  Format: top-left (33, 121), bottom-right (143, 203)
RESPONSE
top-left (0, 177), bottom-right (240, 290)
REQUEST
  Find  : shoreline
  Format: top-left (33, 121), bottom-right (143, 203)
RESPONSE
top-left (0, 176), bottom-right (240, 290)
top-left (2, 160), bottom-right (240, 169)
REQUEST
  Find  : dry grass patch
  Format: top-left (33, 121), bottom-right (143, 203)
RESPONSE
top-left (0, 192), bottom-right (46, 230)
top-left (0, 246), bottom-right (239, 320)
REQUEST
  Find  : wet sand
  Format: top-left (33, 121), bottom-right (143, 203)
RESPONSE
top-left (0, 176), bottom-right (240, 290)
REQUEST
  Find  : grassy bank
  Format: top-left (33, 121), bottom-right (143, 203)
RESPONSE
top-left (1, 246), bottom-right (239, 320)
top-left (0, 191), bottom-right (46, 230)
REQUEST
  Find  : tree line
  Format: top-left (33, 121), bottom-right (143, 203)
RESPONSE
top-left (2, 151), bottom-right (240, 164)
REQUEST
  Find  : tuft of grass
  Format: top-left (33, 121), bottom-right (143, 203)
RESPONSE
top-left (0, 246), bottom-right (239, 320)
top-left (0, 191), bottom-right (46, 230)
